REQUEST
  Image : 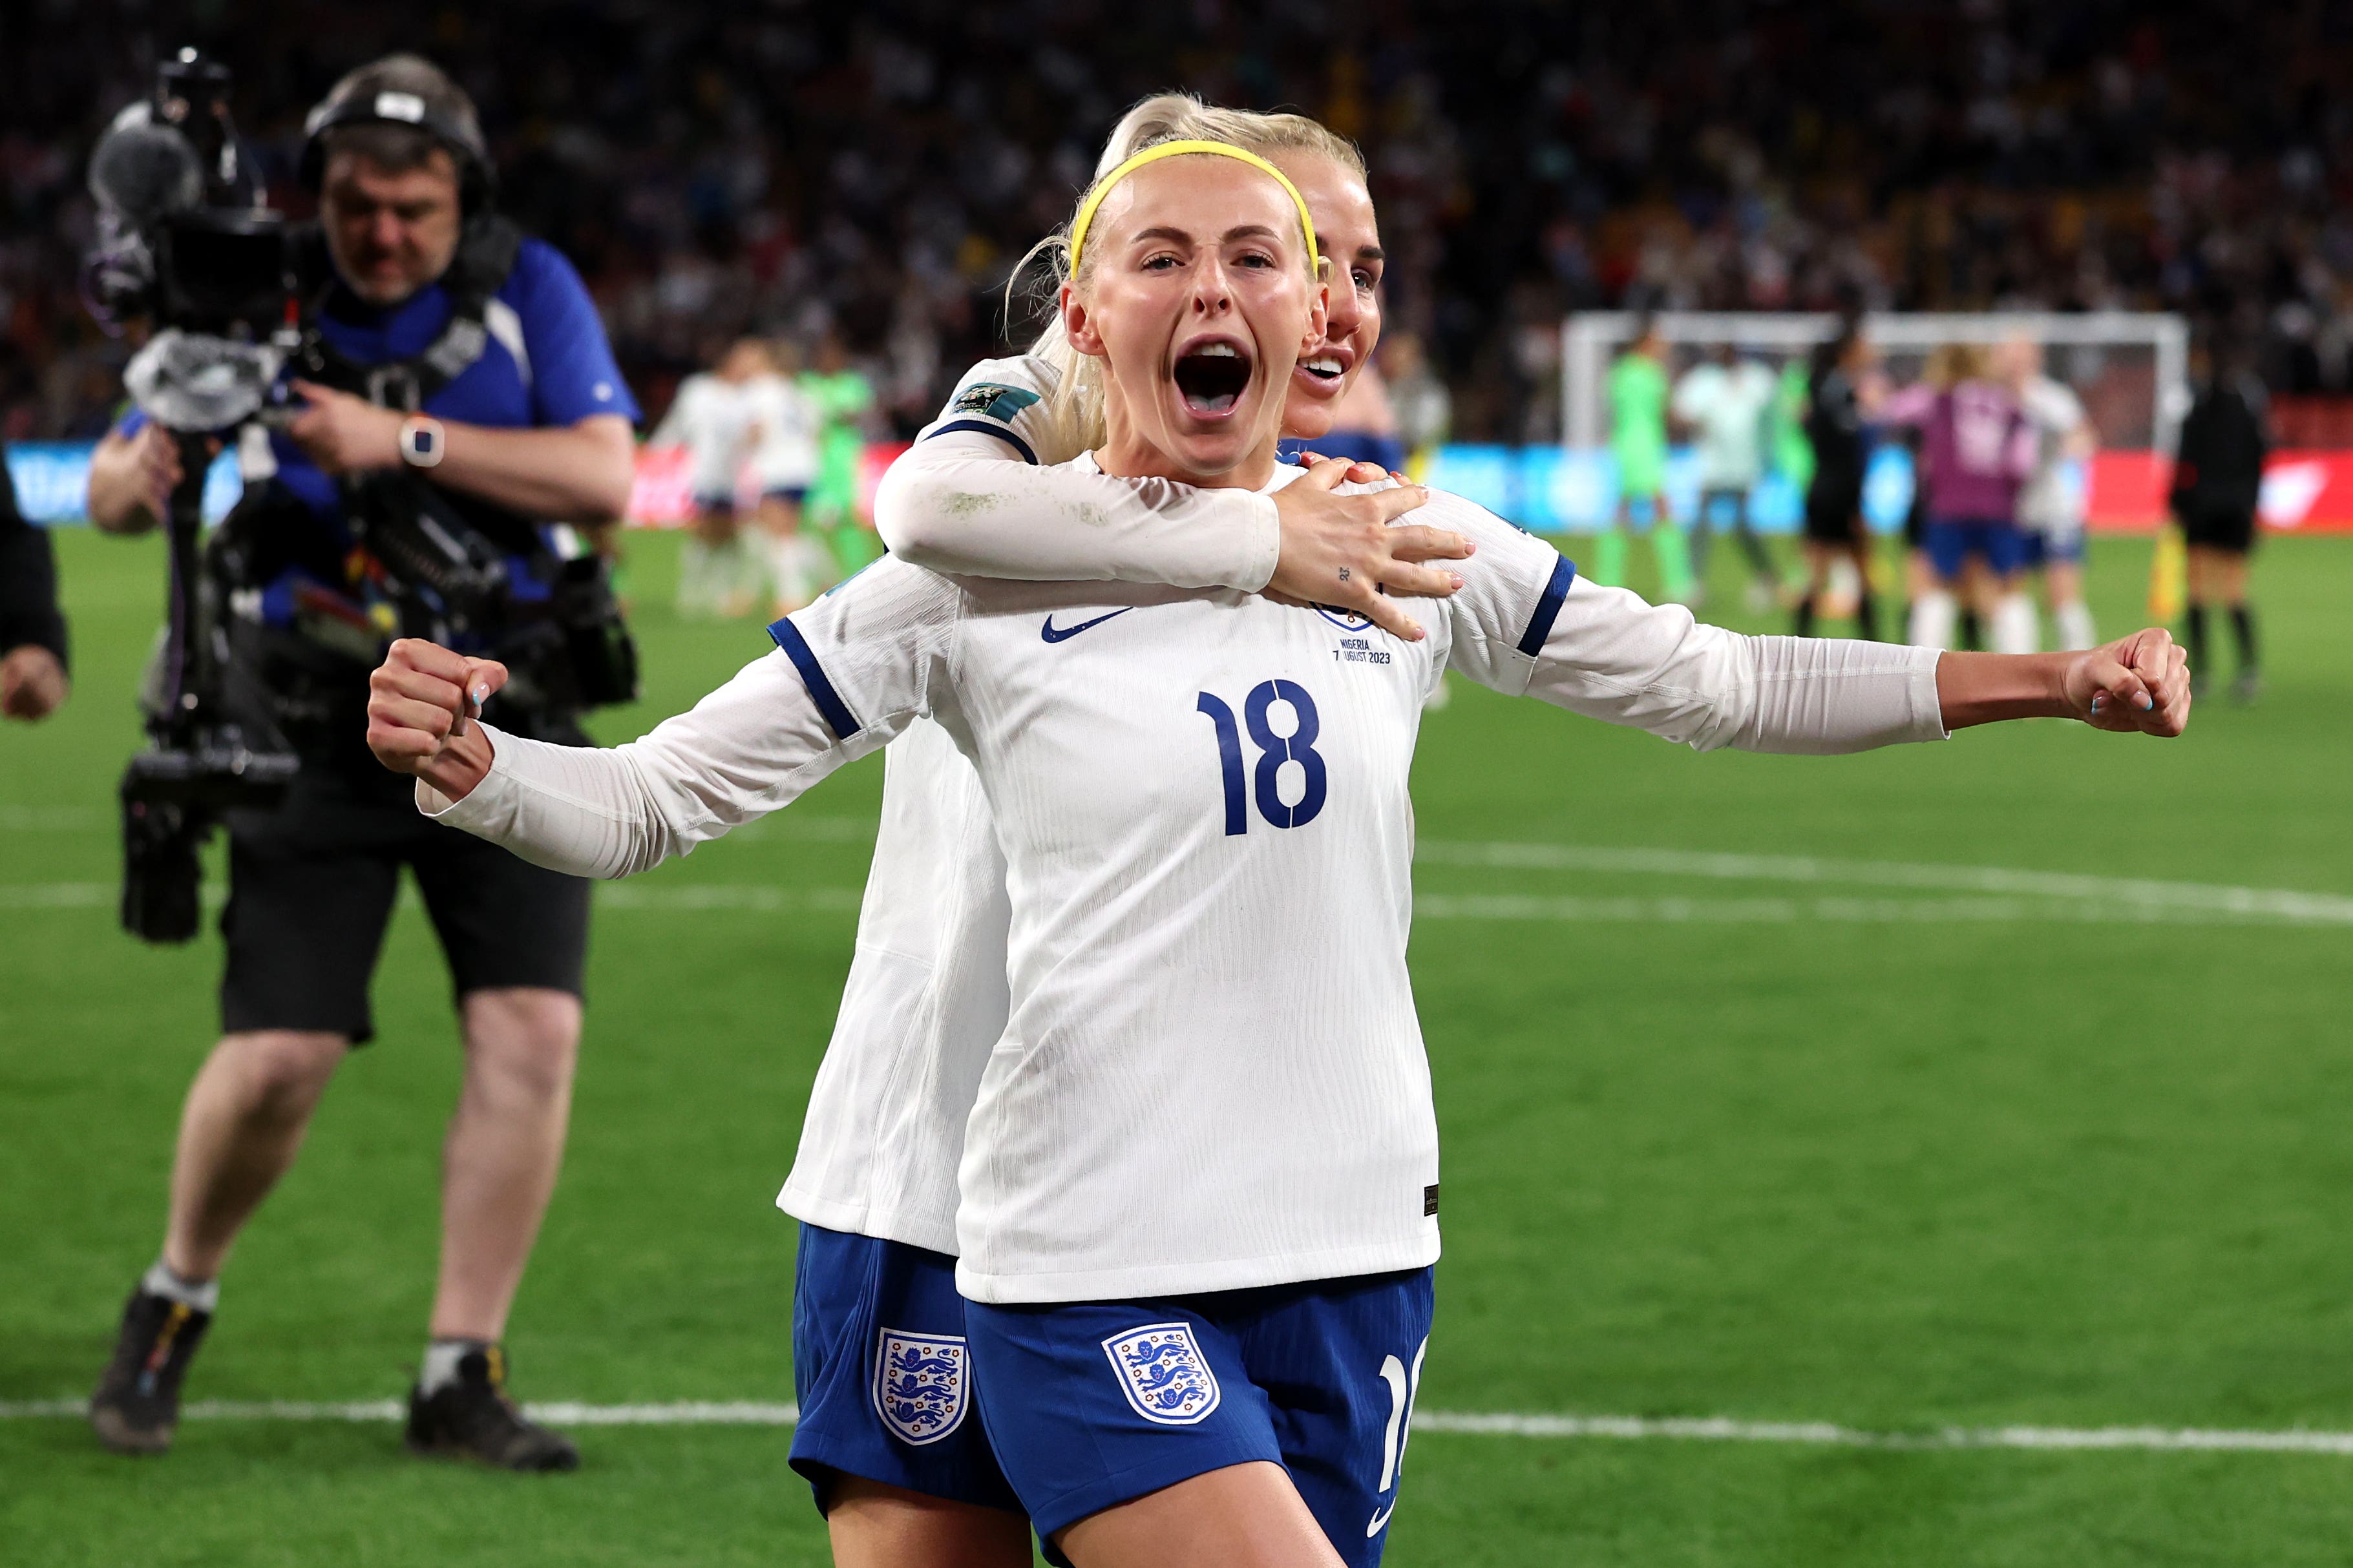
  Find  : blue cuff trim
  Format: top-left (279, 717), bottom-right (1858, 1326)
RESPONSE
top-left (767, 617), bottom-right (862, 740)
top-left (925, 419), bottom-right (1037, 466)
top-left (1516, 555), bottom-right (1577, 656)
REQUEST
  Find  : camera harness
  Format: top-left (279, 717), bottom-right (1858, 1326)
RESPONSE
top-left (287, 214), bottom-right (521, 412)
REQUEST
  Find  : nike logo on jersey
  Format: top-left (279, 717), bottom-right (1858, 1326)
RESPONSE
top-left (1040, 609), bottom-right (1133, 643)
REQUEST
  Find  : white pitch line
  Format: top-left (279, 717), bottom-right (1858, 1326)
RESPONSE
top-left (1411, 894), bottom-right (2330, 926)
top-left (8, 1399), bottom-right (2353, 1455)
top-left (1416, 841), bottom-right (2353, 925)
top-left (0, 806), bottom-right (101, 831)
top-left (8, 841), bottom-right (2349, 927)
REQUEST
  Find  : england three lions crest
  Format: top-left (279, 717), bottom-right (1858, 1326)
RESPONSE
top-left (872, 1329), bottom-right (970, 1446)
top-left (1101, 1322), bottom-right (1221, 1425)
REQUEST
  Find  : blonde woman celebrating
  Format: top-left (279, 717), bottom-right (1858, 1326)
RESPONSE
top-left (369, 140), bottom-right (2187, 1568)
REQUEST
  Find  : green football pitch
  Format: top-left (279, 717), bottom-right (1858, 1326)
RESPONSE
top-left (5, 525), bottom-right (2350, 1567)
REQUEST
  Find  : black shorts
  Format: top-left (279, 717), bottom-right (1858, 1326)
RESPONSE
top-left (1804, 483), bottom-right (1865, 545)
top-left (2178, 502), bottom-right (2258, 554)
top-left (218, 762), bottom-right (591, 1044)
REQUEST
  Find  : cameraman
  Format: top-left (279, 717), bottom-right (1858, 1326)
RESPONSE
top-left (1, 446), bottom-right (71, 720)
top-left (86, 54), bottom-right (637, 1471)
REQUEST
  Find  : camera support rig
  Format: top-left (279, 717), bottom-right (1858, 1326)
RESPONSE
top-left (92, 49), bottom-right (302, 942)
top-left (116, 427), bottom-right (299, 943)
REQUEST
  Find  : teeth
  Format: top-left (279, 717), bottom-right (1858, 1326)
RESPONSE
top-left (1305, 357), bottom-right (1342, 376)
top-left (1194, 342), bottom-right (1240, 359)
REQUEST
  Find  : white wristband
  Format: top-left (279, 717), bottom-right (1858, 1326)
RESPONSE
top-left (398, 414), bottom-right (447, 469)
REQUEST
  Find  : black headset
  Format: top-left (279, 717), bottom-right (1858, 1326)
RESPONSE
top-left (299, 78), bottom-right (496, 211)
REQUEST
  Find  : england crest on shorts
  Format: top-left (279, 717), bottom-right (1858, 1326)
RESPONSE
top-left (872, 1328), bottom-right (969, 1446)
top-left (1101, 1322), bottom-right (1221, 1425)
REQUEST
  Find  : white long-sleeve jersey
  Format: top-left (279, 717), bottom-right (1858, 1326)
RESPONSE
top-left (423, 456), bottom-right (1947, 1302)
top-left (743, 372), bottom-right (822, 492)
top-left (649, 373), bottom-right (754, 501)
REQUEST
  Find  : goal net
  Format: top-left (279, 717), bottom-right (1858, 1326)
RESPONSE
top-left (1543, 310), bottom-right (2188, 534)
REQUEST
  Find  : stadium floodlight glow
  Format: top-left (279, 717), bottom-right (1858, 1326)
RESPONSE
top-left (1561, 311), bottom-right (2191, 455)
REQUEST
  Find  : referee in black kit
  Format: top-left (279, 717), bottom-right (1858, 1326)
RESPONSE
top-left (1, 446), bottom-right (70, 722)
top-left (85, 55), bottom-right (639, 1469)
top-left (2171, 335), bottom-right (2272, 704)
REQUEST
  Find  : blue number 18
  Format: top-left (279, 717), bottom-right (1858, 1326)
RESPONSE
top-left (1197, 680), bottom-right (1326, 835)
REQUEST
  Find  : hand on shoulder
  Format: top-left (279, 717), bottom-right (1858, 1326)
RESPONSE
top-left (1265, 455), bottom-right (1468, 643)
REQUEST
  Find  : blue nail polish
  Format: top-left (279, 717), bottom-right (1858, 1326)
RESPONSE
top-left (2137, 693), bottom-right (2153, 710)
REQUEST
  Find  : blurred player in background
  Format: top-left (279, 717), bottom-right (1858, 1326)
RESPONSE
top-left (1884, 342), bottom-right (2037, 653)
top-left (742, 342), bottom-right (833, 616)
top-left (800, 331), bottom-right (879, 580)
top-left (651, 338), bottom-right (764, 616)
top-left (1598, 320), bottom-right (1695, 603)
top-left (2002, 336), bottom-right (2099, 651)
top-left (1, 444), bottom-right (70, 722)
top-left (1795, 321), bottom-right (1881, 639)
top-left (2170, 337), bottom-right (2271, 702)
top-left (1379, 331), bottom-right (1451, 473)
top-left (1673, 342), bottom-right (1779, 611)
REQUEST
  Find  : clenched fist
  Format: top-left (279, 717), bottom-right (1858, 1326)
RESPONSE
top-left (366, 638), bottom-right (509, 801)
top-left (2062, 627), bottom-right (2191, 736)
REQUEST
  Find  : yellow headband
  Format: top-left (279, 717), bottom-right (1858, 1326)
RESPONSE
top-left (1065, 140), bottom-right (1318, 282)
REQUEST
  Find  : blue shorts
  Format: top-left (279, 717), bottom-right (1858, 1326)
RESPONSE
top-left (788, 1224), bottom-right (1022, 1516)
top-left (2018, 528), bottom-right (2085, 569)
top-left (1924, 517), bottom-right (2027, 579)
top-left (761, 485), bottom-right (810, 505)
top-left (692, 491), bottom-right (737, 515)
top-left (965, 1269), bottom-right (1436, 1567)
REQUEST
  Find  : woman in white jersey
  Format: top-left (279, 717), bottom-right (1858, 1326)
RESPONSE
top-left (649, 338), bottom-right (765, 616)
top-left (785, 100), bottom-right (1472, 1568)
top-left (740, 349), bottom-right (838, 614)
top-left (366, 143), bottom-right (2189, 1567)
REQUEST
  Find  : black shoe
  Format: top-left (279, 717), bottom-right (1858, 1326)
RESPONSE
top-left (405, 1344), bottom-right (578, 1472)
top-left (90, 1286), bottom-right (213, 1455)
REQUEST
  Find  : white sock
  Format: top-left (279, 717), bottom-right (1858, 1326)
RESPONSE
top-left (721, 536), bottom-right (765, 610)
top-left (1908, 589), bottom-right (1958, 650)
top-left (766, 532), bottom-right (810, 609)
top-left (2056, 600), bottom-right (2097, 651)
top-left (142, 1259), bottom-right (219, 1314)
top-left (797, 533), bottom-right (841, 594)
top-left (1990, 592), bottom-right (2039, 655)
top-left (676, 539), bottom-right (714, 612)
top-left (769, 534), bottom-right (837, 610)
top-left (420, 1338), bottom-right (489, 1396)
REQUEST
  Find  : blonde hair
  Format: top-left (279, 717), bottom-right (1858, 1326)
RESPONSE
top-left (1013, 94), bottom-right (1367, 458)
top-left (1924, 341), bottom-right (1989, 389)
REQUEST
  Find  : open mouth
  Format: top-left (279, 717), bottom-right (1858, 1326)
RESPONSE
top-left (1300, 353), bottom-right (1345, 384)
top-left (1174, 340), bottom-right (1253, 417)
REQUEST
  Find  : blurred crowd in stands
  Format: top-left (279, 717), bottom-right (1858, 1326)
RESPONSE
top-left (4, 0), bottom-right (2350, 446)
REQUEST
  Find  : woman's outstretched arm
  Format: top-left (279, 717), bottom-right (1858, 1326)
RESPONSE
top-left (367, 563), bottom-right (960, 877)
top-left (1423, 488), bottom-right (2189, 750)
